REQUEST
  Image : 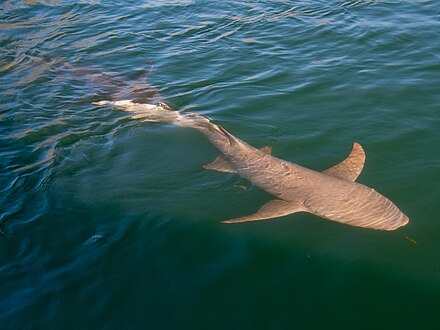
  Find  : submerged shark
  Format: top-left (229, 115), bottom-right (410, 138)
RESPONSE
top-left (94, 100), bottom-right (409, 231)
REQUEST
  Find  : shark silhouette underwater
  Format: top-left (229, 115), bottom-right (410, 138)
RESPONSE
top-left (93, 99), bottom-right (409, 231)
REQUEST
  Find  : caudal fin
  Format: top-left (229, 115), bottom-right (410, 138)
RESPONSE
top-left (93, 99), bottom-right (213, 128)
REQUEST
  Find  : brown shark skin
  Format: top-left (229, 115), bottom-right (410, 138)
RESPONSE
top-left (96, 102), bottom-right (409, 231)
top-left (188, 118), bottom-right (409, 231)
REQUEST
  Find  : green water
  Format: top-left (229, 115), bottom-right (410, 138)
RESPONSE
top-left (1, 1), bottom-right (440, 329)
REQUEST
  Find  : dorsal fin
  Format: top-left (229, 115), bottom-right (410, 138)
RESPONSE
top-left (323, 142), bottom-right (366, 181)
top-left (260, 146), bottom-right (272, 155)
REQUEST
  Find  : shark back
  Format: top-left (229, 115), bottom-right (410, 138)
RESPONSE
top-left (303, 179), bottom-right (409, 230)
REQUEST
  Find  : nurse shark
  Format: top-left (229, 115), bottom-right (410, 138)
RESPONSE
top-left (93, 100), bottom-right (409, 231)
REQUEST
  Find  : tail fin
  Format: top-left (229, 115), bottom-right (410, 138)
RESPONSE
top-left (93, 99), bottom-right (213, 128)
top-left (138, 60), bottom-right (154, 81)
top-left (214, 124), bottom-right (241, 146)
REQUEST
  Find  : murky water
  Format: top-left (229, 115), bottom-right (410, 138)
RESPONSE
top-left (1, 1), bottom-right (440, 329)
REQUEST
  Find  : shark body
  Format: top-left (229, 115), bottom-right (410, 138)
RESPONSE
top-left (95, 100), bottom-right (409, 231)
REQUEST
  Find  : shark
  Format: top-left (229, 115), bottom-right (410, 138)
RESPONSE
top-left (93, 100), bottom-right (409, 231)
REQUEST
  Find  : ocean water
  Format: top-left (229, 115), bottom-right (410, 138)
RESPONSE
top-left (1, 0), bottom-right (440, 329)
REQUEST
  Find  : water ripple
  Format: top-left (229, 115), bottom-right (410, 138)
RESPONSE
top-left (1, 0), bottom-right (439, 327)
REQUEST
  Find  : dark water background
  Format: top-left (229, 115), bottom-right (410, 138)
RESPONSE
top-left (1, 1), bottom-right (440, 329)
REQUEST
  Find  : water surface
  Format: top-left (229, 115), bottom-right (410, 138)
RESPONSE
top-left (1, 1), bottom-right (440, 329)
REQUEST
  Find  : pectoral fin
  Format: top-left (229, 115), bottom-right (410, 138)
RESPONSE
top-left (222, 199), bottom-right (306, 223)
top-left (323, 142), bottom-right (365, 181)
